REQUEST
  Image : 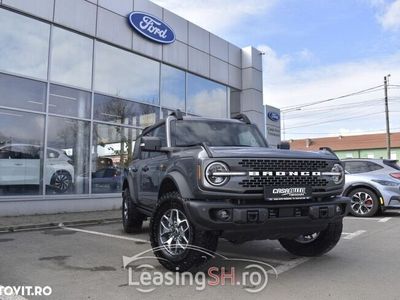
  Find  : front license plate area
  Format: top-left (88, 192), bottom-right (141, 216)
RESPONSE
top-left (264, 186), bottom-right (312, 201)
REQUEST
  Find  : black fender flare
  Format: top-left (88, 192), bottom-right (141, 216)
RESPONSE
top-left (159, 171), bottom-right (195, 200)
top-left (343, 182), bottom-right (383, 200)
top-left (123, 174), bottom-right (139, 204)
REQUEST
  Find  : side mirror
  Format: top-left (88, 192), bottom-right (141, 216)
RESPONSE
top-left (140, 137), bottom-right (162, 152)
top-left (278, 142), bottom-right (290, 150)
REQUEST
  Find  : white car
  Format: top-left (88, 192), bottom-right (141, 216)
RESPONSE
top-left (0, 144), bottom-right (74, 193)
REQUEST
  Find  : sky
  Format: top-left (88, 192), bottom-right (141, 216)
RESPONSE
top-left (153, 0), bottom-right (400, 140)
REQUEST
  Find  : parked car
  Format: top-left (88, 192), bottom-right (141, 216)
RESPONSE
top-left (122, 111), bottom-right (349, 272)
top-left (92, 167), bottom-right (122, 192)
top-left (0, 144), bottom-right (74, 193)
top-left (342, 159), bottom-right (400, 217)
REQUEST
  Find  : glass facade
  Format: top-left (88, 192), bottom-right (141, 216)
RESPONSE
top-left (50, 27), bottom-right (93, 89)
top-left (187, 74), bottom-right (228, 118)
top-left (0, 9), bottom-right (50, 80)
top-left (94, 42), bottom-right (160, 104)
top-left (0, 8), bottom-right (229, 199)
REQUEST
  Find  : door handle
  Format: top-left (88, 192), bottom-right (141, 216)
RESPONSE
top-left (14, 163), bottom-right (23, 166)
top-left (142, 166), bottom-right (149, 172)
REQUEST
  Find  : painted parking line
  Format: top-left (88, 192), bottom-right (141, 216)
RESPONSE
top-left (345, 217), bottom-right (392, 222)
top-left (378, 217), bottom-right (392, 223)
top-left (60, 225), bottom-right (150, 244)
top-left (0, 294), bottom-right (28, 300)
top-left (272, 257), bottom-right (311, 275)
top-left (342, 230), bottom-right (366, 240)
top-left (61, 225), bottom-right (312, 276)
top-left (0, 286), bottom-right (29, 300)
top-left (59, 226), bottom-right (365, 276)
top-left (219, 252), bottom-right (293, 266)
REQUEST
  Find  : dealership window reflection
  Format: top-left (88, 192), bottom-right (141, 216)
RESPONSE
top-left (187, 74), bottom-right (227, 118)
top-left (46, 116), bottom-right (90, 194)
top-left (160, 65), bottom-right (185, 111)
top-left (94, 42), bottom-right (160, 104)
top-left (49, 84), bottom-right (91, 119)
top-left (94, 94), bottom-right (159, 128)
top-left (92, 124), bottom-right (138, 194)
top-left (0, 73), bottom-right (47, 112)
top-left (0, 9), bottom-right (50, 79)
top-left (50, 27), bottom-right (93, 89)
top-left (0, 109), bottom-right (45, 196)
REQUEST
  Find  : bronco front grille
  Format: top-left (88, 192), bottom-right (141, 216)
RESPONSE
top-left (238, 159), bottom-right (330, 188)
top-left (238, 159), bottom-right (329, 171)
top-left (239, 177), bottom-right (329, 188)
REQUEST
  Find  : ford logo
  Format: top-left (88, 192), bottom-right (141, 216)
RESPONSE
top-left (128, 12), bottom-right (175, 44)
top-left (267, 112), bottom-right (280, 122)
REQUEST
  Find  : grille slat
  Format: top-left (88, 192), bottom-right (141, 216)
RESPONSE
top-left (238, 159), bottom-right (330, 188)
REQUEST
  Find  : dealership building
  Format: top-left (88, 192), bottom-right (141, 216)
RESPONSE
top-left (290, 132), bottom-right (400, 160)
top-left (0, 0), bottom-right (266, 216)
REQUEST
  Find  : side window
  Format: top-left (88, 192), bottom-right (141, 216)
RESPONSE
top-left (153, 124), bottom-right (167, 147)
top-left (366, 162), bottom-right (383, 172)
top-left (344, 162), bottom-right (364, 174)
top-left (21, 146), bottom-right (40, 159)
top-left (9, 146), bottom-right (24, 159)
top-left (142, 124), bottom-right (167, 159)
top-left (0, 146), bottom-right (11, 159)
top-left (345, 161), bottom-right (382, 174)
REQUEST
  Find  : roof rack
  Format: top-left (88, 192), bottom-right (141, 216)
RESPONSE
top-left (169, 109), bottom-right (183, 120)
top-left (232, 113), bottom-right (251, 124)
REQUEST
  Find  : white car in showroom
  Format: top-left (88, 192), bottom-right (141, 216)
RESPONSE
top-left (0, 144), bottom-right (74, 193)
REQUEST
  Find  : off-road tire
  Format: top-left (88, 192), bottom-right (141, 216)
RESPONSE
top-left (122, 187), bottom-right (146, 233)
top-left (150, 191), bottom-right (218, 272)
top-left (279, 222), bottom-right (343, 257)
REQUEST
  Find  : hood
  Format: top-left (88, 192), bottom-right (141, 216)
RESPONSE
top-left (208, 146), bottom-right (337, 160)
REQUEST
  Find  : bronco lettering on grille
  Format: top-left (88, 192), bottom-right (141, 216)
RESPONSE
top-left (248, 171), bottom-right (322, 177)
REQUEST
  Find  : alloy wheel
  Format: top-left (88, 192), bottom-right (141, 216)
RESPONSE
top-left (158, 208), bottom-right (191, 256)
top-left (351, 192), bottom-right (374, 215)
top-left (54, 172), bottom-right (71, 192)
top-left (123, 196), bottom-right (128, 221)
top-left (295, 232), bottom-right (320, 244)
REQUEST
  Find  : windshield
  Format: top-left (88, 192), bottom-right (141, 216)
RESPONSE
top-left (172, 120), bottom-right (268, 147)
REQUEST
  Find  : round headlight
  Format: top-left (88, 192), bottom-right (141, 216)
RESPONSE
top-left (205, 162), bottom-right (229, 186)
top-left (331, 163), bottom-right (344, 184)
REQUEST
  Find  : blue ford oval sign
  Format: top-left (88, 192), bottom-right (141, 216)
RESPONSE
top-left (267, 112), bottom-right (280, 122)
top-left (128, 12), bottom-right (175, 44)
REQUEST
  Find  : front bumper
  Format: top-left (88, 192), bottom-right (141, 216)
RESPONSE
top-left (387, 195), bottom-right (400, 209)
top-left (184, 196), bottom-right (350, 240)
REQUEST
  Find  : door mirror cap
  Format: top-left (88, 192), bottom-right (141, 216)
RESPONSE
top-left (140, 137), bottom-right (162, 152)
top-left (278, 141), bottom-right (290, 150)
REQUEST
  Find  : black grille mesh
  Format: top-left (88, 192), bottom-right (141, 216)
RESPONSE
top-left (238, 159), bottom-right (330, 188)
top-left (239, 177), bottom-right (328, 188)
top-left (238, 159), bottom-right (329, 171)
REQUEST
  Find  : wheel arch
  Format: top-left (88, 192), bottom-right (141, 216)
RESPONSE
top-left (158, 172), bottom-right (194, 200)
top-left (122, 175), bottom-right (137, 204)
top-left (344, 183), bottom-right (383, 204)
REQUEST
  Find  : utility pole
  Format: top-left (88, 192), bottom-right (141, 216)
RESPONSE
top-left (384, 74), bottom-right (391, 159)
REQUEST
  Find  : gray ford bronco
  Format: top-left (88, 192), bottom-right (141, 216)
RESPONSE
top-left (122, 110), bottom-right (350, 271)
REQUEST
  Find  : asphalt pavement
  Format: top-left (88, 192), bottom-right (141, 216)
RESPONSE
top-left (0, 211), bottom-right (399, 300)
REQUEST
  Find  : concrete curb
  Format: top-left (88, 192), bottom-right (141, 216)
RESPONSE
top-left (0, 218), bottom-right (121, 233)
